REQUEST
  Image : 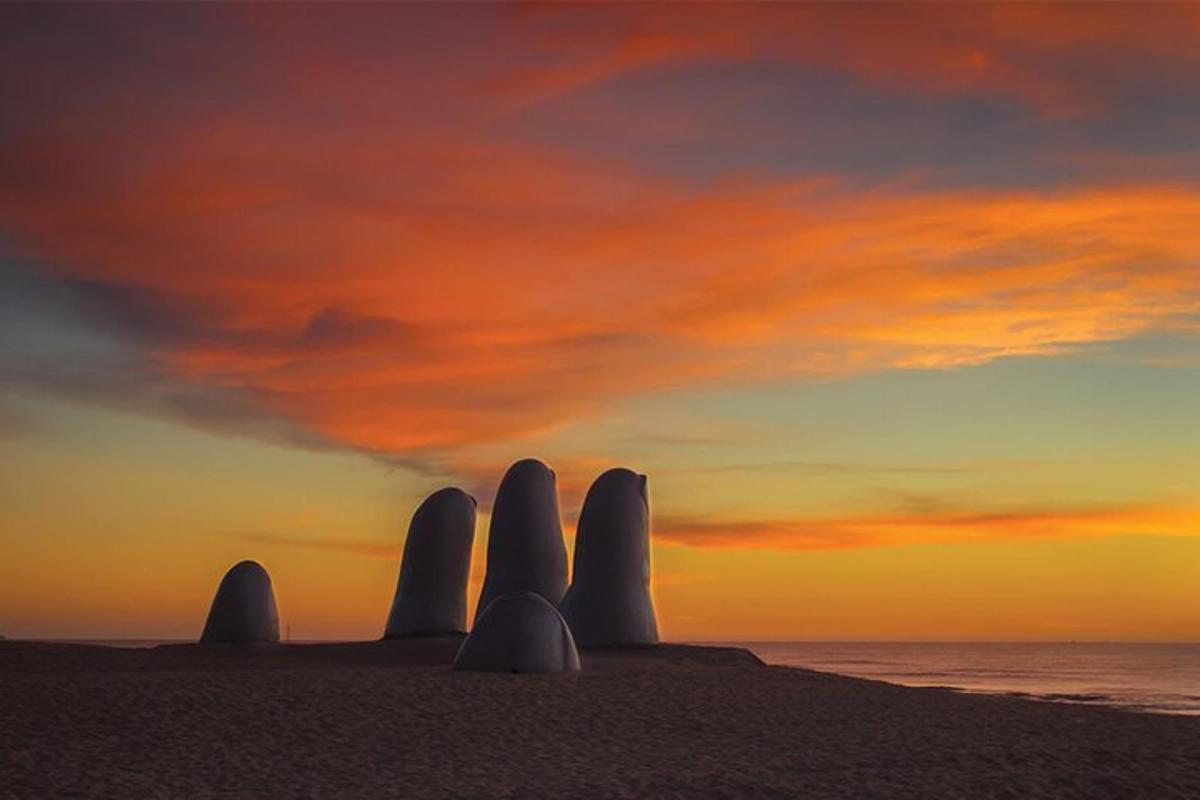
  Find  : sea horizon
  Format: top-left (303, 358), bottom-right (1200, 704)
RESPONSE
top-left (22, 638), bottom-right (1200, 717)
top-left (739, 641), bottom-right (1200, 717)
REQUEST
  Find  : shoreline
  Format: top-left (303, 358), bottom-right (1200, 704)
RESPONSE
top-left (9, 638), bottom-right (1196, 716)
top-left (3, 639), bottom-right (1199, 798)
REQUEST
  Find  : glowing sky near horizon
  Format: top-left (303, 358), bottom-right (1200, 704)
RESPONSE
top-left (1, 3), bottom-right (1198, 641)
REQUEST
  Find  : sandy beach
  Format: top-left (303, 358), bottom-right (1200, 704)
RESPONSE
top-left (2, 640), bottom-right (1197, 799)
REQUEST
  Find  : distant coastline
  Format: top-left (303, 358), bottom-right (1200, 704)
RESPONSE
top-left (18, 637), bottom-right (1200, 715)
top-left (739, 640), bottom-right (1200, 716)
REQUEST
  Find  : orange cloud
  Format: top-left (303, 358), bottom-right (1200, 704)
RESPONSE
top-left (2, 4), bottom-right (1199, 469)
top-left (486, 3), bottom-right (1200, 116)
top-left (654, 505), bottom-right (1200, 550)
top-left (4, 126), bottom-right (1199, 460)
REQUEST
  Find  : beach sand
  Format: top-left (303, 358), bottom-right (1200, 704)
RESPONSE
top-left (2, 640), bottom-right (1197, 799)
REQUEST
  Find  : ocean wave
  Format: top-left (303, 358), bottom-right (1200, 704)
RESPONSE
top-left (743, 642), bottom-right (1200, 716)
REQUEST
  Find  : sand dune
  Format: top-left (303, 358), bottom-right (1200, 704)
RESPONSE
top-left (2, 640), bottom-right (1197, 799)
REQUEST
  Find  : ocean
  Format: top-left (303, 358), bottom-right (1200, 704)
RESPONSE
top-left (738, 641), bottom-right (1200, 715)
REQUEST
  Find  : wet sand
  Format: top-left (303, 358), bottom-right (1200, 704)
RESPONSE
top-left (2, 640), bottom-right (1197, 799)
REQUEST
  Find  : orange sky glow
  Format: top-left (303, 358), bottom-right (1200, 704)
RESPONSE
top-left (1, 3), bottom-right (1197, 641)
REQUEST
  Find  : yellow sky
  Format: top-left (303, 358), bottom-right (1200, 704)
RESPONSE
top-left (2, 383), bottom-right (1196, 642)
top-left (2, 3), bottom-right (1199, 642)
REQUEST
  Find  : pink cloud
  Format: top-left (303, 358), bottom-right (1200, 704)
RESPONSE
top-left (2, 3), bottom-right (1198, 470)
top-left (655, 504), bottom-right (1200, 550)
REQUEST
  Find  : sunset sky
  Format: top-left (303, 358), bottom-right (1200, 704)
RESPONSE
top-left (1, 3), bottom-right (1198, 642)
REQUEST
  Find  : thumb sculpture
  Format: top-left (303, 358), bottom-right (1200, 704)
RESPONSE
top-left (383, 487), bottom-right (477, 638)
top-left (561, 468), bottom-right (659, 647)
top-left (474, 458), bottom-right (568, 622)
top-left (200, 560), bottom-right (280, 643)
top-left (453, 590), bottom-right (580, 673)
